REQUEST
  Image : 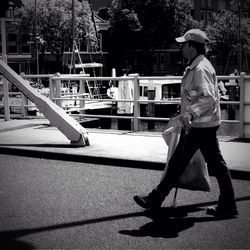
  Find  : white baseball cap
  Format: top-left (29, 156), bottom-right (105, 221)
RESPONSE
top-left (175, 29), bottom-right (209, 44)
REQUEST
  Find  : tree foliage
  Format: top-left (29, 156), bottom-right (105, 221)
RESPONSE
top-left (175, 0), bottom-right (202, 35)
top-left (108, 0), bottom-right (200, 74)
top-left (109, 0), bottom-right (199, 50)
top-left (206, 10), bottom-right (250, 73)
top-left (109, 6), bottom-right (142, 50)
top-left (15, 0), bottom-right (97, 57)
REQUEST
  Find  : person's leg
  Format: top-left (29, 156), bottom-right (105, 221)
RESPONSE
top-left (198, 126), bottom-right (238, 217)
top-left (134, 128), bottom-right (199, 208)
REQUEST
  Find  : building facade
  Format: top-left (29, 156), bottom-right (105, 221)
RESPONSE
top-left (0, 18), bottom-right (32, 74)
top-left (0, 0), bottom-right (110, 75)
top-left (191, 0), bottom-right (250, 26)
top-left (1, 0), bottom-right (250, 76)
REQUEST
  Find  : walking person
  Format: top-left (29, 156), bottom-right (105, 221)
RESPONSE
top-left (133, 29), bottom-right (238, 218)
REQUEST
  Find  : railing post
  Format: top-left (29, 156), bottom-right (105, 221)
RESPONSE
top-left (147, 80), bottom-right (155, 130)
top-left (133, 74), bottom-right (140, 131)
top-left (3, 76), bottom-right (10, 121)
top-left (55, 72), bottom-right (62, 107)
top-left (241, 74), bottom-right (250, 138)
top-left (20, 73), bottom-right (28, 117)
top-left (49, 74), bottom-right (54, 101)
top-left (79, 79), bottom-right (85, 114)
top-left (239, 73), bottom-right (245, 138)
top-left (21, 94), bottom-right (28, 117)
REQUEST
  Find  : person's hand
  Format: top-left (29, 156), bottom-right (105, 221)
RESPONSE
top-left (181, 112), bottom-right (192, 134)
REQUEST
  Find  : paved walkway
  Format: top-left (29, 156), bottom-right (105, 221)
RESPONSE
top-left (0, 118), bottom-right (250, 179)
top-left (0, 119), bottom-right (250, 249)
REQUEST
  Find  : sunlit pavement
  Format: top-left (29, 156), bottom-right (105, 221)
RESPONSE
top-left (0, 118), bottom-right (250, 179)
top-left (0, 119), bottom-right (250, 249)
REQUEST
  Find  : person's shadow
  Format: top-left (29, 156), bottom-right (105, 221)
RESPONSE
top-left (119, 203), bottom-right (232, 238)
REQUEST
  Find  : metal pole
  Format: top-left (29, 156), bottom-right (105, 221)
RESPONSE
top-left (20, 73), bottom-right (28, 117)
top-left (1, 18), bottom-right (10, 121)
top-left (239, 73), bottom-right (245, 138)
top-left (238, 0), bottom-right (242, 74)
top-left (34, 0), bottom-right (39, 75)
top-left (55, 73), bottom-right (62, 107)
top-left (133, 74), bottom-right (140, 132)
top-left (147, 80), bottom-right (155, 130)
top-left (72, 0), bottom-right (75, 74)
top-left (49, 75), bottom-right (54, 101)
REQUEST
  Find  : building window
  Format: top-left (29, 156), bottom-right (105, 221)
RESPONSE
top-left (7, 33), bottom-right (18, 54)
top-left (207, 11), bottom-right (213, 23)
top-left (191, 9), bottom-right (194, 17)
top-left (170, 51), bottom-right (182, 65)
top-left (200, 10), bottom-right (205, 21)
top-left (20, 34), bottom-right (31, 54)
top-left (8, 33), bottom-right (17, 42)
top-left (200, 0), bottom-right (206, 8)
top-left (8, 46), bottom-right (17, 53)
top-left (21, 45), bottom-right (30, 54)
top-left (243, 11), bottom-right (249, 19)
top-left (218, 0), bottom-right (226, 10)
top-left (207, 0), bottom-right (212, 7)
top-left (153, 54), bottom-right (158, 64)
top-left (160, 54), bottom-right (165, 64)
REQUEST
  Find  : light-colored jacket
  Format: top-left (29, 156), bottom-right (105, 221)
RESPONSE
top-left (180, 55), bottom-right (221, 128)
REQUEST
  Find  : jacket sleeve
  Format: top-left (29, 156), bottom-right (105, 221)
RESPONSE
top-left (186, 67), bottom-right (216, 118)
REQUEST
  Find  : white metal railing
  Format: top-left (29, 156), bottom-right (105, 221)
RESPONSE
top-left (1, 73), bottom-right (250, 137)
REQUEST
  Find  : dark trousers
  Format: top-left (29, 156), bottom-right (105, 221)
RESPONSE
top-left (156, 126), bottom-right (236, 204)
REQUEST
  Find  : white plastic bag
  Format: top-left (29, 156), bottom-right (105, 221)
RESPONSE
top-left (162, 115), bottom-right (211, 192)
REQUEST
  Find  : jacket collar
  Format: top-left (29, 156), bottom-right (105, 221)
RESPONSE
top-left (187, 54), bottom-right (205, 70)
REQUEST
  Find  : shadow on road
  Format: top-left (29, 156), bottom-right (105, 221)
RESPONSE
top-left (0, 143), bottom-right (80, 148)
top-left (119, 216), bottom-right (216, 238)
top-left (120, 196), bottom-right (250, 238)
top-left (1, 196), bottom-right (250, 249)
top-left (119, 208), bottom-right (218, 238)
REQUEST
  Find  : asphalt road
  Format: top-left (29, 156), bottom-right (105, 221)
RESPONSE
top-left (0, 154), bottom-right (250, 249)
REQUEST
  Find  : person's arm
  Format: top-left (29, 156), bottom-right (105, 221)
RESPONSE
top-left (185, 68), bottom-right (216, 119)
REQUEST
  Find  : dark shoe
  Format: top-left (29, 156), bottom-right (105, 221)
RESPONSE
top-left (133, 191), bottom-right (163, 209)
top-left (206, 204), bottom-right (238, 218)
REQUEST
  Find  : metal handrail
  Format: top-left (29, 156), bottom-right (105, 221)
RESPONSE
top-left (1, 73), bottom-right (247, 135)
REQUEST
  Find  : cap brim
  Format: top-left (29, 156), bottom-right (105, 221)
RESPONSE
top-left (175, 36), bottom-right (186, 43)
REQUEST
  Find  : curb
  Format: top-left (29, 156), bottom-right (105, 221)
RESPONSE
top-left (0, 146), bottom-right (165, 171)
top-left (1, 146), bottom-right (250, 181)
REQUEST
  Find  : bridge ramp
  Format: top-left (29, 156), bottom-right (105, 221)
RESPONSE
top-left (0, 60), bottom-right (89, 146)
